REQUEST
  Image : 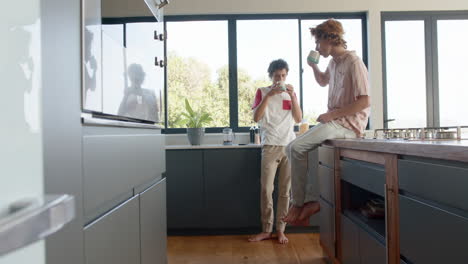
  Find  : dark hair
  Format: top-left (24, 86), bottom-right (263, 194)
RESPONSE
top-left (310, 18), bottom-right (347, 48)
top-left (267, 59), bottom-right (289, 78)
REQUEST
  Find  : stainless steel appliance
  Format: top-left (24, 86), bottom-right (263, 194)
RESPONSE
top-left (372, 126), bottom-right (468, 140)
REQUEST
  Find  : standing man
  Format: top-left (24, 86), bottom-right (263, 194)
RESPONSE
top-left (248, 59), bottom-right (302, 244)
top-left (283, 19), bottom-right (371, 224)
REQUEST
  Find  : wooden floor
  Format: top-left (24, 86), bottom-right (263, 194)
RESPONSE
top-left (167, 233), bottom-right (328, 264)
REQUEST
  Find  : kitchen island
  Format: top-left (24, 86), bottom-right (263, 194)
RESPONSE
top-left (319, 138), bottom-right (468, 264)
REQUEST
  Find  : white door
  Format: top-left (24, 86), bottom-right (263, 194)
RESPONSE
top-left (0, 1), bottom-right (45, 263)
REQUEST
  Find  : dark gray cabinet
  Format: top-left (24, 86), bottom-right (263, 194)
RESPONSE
top-left (166, 148), bottom-right (261, 230)
top-left (399, 194), bottom-right (468, 264)
top-left (398, 157), bottom-right (468, 264)
top-left (204, 149), bottom-right (260, 228)
top-left (84, 195), bottom-right (140, 264)
top-left (359, 227), bottom-right (386, 264)
top-left (241, 149), bottom-right (262, 226)
top-left (166, 150), bottom-right (204, 229)
top-left (399, 158), bottom-right (468, 212)
top-left (319, 198), bottom-right (335, 258)
top-left (140, 178), bottom-right (167, 264)
top-left (318, 146), bottom-right (335, 168)
top-left (341, 158), bottom-right (385, 197)
top-left (341, 214), bottom-right (360, 264)
top-left (204, 149), bottom-right (247, 228)
top-left (341, 214), bottom-right (386, 264)
top-left (318, 164), bottom-right (335, 205)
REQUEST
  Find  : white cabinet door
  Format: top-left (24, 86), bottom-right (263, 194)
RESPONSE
top-left (0, 1), bottom-right (45, 263)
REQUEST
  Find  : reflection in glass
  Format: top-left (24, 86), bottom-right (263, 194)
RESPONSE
top-left (102, 26), bottom-right (125, 117)
top-left (83, 26), bottom-right (102, 112)
top-left (125, 22), bottom-right (164, 123)
top-left (102, 23), bottom-right (163, 123)
top-left (384, 21), bottom-right (427, 128)
top-left (118, 63), bottom-right (160, 121)
top-left (438, 20), bottom-right (468, 126)
top-left (236, 19), bottom-right (299, 127)
top-left (301, 19), bottom-right (363, 125)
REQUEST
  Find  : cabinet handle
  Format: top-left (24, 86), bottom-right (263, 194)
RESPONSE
top-left (155, 57), bottom-right (159, 66)
top-left (0, 195), bottom-right (75, 256)
top-left (384, 184), bottom-right (389, 264)
top-left (158, 33), bottom-right (165, 41)
top-left (154, 30), bottom-right (159, 40)
top-left (158, 0), bottom-right (169, 9)
top-left (159, 60), bottom-right (165, 68)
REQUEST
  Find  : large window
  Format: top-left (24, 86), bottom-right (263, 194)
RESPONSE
top-left (383, 20), bottom-right (427, 128)
top-left (236, 19), bottom-right (300, 127)
top-left (165, 14), bottom-right (367, 132)
top-left (166, 21), bottom-right (229, 128)
top-left (437, 19), bottom-right (468, 126)
top-left (382, 12), bottom-right (468, 128)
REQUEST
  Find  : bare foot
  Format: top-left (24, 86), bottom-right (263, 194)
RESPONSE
top-left (299, 201), bottom-right (320, 220)
top-left (248, 232), bottom-right (272, 242)
top-left (277, 231), bottom-right (289, 244)
top-left (283, 205), bottom-right (303, 223)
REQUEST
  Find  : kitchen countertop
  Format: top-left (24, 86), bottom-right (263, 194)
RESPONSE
top-left (165, 144), bottom-right (262, 150)
top-left (326, 138), bottom-right (468, 163)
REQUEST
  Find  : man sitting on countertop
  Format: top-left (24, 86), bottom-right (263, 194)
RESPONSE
top-left (283, 19), bottom-right (371, 225)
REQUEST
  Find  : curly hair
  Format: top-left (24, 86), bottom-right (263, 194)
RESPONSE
top-left (310, 19), bottom-right (347, 49)
top-left (267, 59), bottom-right (289, 78)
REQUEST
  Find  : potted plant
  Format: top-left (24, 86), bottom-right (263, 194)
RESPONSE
top-left (180, 99), bottom-right (213, 145)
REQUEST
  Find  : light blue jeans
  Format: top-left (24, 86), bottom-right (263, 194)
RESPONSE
top-left (286, 121), bottom-right (356, 207)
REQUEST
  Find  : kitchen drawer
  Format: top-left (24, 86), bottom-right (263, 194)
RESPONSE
top-left (319, 198), bottom-right (335, 258)
top-left (84, 195), bottom-right (140, 264)
top-left (399, 158), bottom-right (468, 212)
top-left (319, 146), bottom-right (335, 168)
top-left (341, 214), bottom-right (360, 264)
top-left (140, 178), bottom-right (167, 264)
top-left (359, 228), bottom-right (386, 264)
top-left (341, 159), bottom-right (385, 196)
top-left (318, 164), bottom-right (335, 205)
top-left (83, 133), bottom-right (165, 222)
top-left (400, 195), bottom-right (468, 264)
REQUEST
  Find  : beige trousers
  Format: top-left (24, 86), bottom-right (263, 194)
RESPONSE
top-left (260, 145), bottom-right (291, 233)
top-left (286, 121), bottom-right (356, 207)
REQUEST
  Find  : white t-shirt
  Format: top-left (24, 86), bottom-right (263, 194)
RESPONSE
top-left (252, 86), bottom-right (296, 146)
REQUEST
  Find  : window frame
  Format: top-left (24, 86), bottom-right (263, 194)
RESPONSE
top-left (381, 11), bottom-right (468, 128)
top-left (164, 13), bottom-right (367, 133)
top-left (104, 13), bottom-right (368, 133)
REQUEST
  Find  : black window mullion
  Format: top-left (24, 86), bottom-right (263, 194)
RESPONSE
top-left (381, 16), bottom-right (388, 128)
top-left (361, 15), bottom-right (369, 68)
top-left (424, 16), bottom-right (436, 127)
top-left (298, 19), bottom-right (304, 113)
top-left (163, 20), bottom-right (169, 130)
top-left (430, 15), bottom-right (440, 127)
top-left (228, 19), bottom-right (239, 130)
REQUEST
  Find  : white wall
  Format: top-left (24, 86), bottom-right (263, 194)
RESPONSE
top-left (103, 0), bottom-right (468, 129)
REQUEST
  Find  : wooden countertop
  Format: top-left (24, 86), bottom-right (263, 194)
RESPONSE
top-left (326, 138), bottom-right (468, 163)
top-left (165, 144), bottom-right (262, 150)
